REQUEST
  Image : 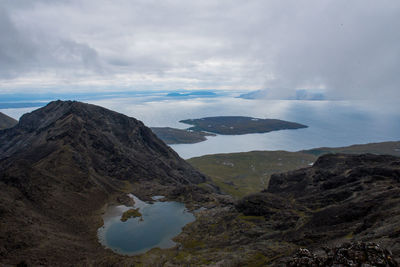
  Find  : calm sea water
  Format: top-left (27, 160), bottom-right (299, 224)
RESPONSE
top-left (89, 97), bottom-right (400, 159)
top-left (98, 195), bottom-right (195, 255)
top-left (2, 96), bottom-right (400, 159)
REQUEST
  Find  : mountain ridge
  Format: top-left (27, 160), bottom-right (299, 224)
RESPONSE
top-left (0, 100), bottom-right (212, 266)
top-left (0, 100), bottom-right (206, 185)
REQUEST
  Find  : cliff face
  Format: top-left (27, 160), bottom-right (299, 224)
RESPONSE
top-left (0, 100), bottom-right (206, 185)
top-left (236, 153), bottom-right (400, 262)
top-left (0, 112), bottom-right (17, 130)
top-left (0, 100), bottom-right (208, 266)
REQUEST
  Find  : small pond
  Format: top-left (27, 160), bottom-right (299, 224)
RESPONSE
top-left (98, 194), bottom-right (195, 255)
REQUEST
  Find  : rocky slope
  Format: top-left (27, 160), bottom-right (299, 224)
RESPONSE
top-left (0, 112), bottom-right (17, 130)
top-left (0, 100), bottom-right (210, 266)
top-left (287, 242), bottom-right (398, 266)
top-left (136, 153), bottom-right (399, 266)
top-left (235, 153), bottom-right (400, 264)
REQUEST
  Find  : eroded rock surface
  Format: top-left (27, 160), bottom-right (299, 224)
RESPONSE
top-left (286, 242), bottom-right (398, 266)
top-left (235, 153), bottom-right (400, 264)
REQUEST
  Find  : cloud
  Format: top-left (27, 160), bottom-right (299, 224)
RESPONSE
top-left (0, 3), bottom-right (103, 79)
top-left (0, 7), bottom-right (37, 78)
top-left (262, 0), bottom-right (400, 100)
top-left (0, 0), bottom-right (399, 100)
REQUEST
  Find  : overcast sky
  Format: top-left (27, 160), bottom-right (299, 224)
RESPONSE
top-left (0, 0), bottom-right (399, 99)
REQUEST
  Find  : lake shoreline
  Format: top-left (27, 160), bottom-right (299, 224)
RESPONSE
top-left (98, 194), bottom-right (195, 256)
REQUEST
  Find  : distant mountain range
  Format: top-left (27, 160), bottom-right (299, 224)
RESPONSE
top-left (0, 90), bottom-right (219, 109)
top-left (166, 91), bottom-right (217, 97)
top-left (238, 89), bottom-right (325, 100)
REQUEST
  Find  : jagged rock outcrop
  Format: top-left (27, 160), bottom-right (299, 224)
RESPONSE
top-left (0, 112), bottom-right (17, 130)
top-left (236, 153), bottom-right (400, 263)
top-left (0, 100), bottom-right (209, 266)
top-left (287, 242), bottom-right (398, 266)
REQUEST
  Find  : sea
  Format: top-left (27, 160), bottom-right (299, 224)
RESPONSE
top-left (2, 92), bottom-right (400, 159)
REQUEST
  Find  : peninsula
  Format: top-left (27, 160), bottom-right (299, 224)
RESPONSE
top-left (151, 127), bottom-right (215, 144)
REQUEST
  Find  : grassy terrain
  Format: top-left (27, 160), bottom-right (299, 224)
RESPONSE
top-left (188, 151), bottom-right (315, 198)
top-left (188, 141), bottom-right (400, 198)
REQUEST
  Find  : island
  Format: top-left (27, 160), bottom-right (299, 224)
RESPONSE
top-left (120, 208), bottom-right (142, 222)
top-left (151, 127), bottom-right (216, 144)
top-left (179, 116), bottom-right (307, 135)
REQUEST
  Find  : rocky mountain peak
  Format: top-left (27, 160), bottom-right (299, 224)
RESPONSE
top-left (0, 100), bottom-right (212, 266)
top-left (1, 100), bottom-right (207, 184)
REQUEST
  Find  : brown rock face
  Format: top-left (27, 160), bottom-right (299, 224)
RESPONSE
top-left (236, 153), bottom-right (400, 262)
top-left (0, 100), bottom-right (207, 266)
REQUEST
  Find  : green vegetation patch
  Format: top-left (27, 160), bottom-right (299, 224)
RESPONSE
top-left (188, 141), bottom-right (400, 198)
top-left (182, 239), bottom-right (206, 250)
top-left (238, 215), bottom-right (265, 221)
top-left (120, 208), bottom-right (142, 222)
top-left (188, 150), bottom-right (315, 198)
